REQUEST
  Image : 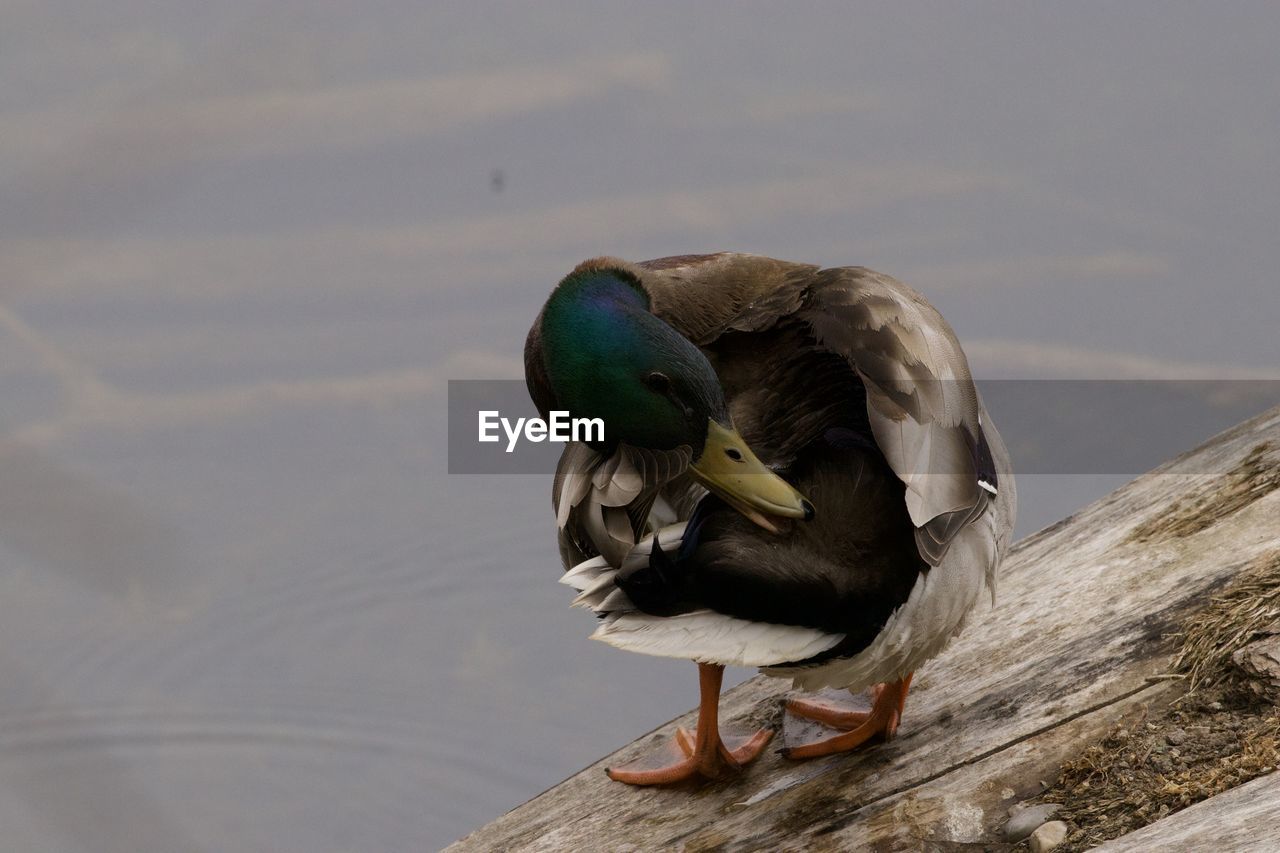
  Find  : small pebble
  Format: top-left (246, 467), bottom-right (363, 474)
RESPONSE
top-left (1003, 803), bottom-right (1061, 842)
top-left (1166, 728), bottom-right (1187, 746)
top-left (1029, 820), bottom-right (1069, 853)
top-left (1209, 701), bottom-right (1224, 711)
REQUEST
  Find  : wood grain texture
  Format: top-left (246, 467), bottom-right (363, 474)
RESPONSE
top-left (448, 406), bottom-right (1280, 852)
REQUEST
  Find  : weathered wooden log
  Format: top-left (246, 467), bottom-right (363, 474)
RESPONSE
top-left (449, 406), bottom-right (1280, 852)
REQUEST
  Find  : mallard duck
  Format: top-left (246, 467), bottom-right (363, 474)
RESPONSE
top-left (524, 253), bottom-right (1015, 785)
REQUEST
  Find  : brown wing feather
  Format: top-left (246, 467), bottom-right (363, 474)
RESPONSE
top-left (637, 253), bottom-right (815, 345)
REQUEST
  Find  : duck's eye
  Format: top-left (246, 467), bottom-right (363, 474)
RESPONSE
top-left (725, 448), bottom-right (744, 462)
top-left (644, 371), bottom-right (672, 394)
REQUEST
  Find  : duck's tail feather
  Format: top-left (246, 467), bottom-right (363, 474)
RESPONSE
top-left (561, 522), bottom-right (844, 668)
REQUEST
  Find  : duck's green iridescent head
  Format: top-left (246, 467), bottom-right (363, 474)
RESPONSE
top-left (535, 260), bottom-right (813, 531)
top-left (539, 263), bottom-right (726, 454)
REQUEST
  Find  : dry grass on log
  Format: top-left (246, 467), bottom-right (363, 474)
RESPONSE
top-left (1172, 549), bottom-right (1280, 691)
top-left (1033, 549), bottom-right (1280, 851)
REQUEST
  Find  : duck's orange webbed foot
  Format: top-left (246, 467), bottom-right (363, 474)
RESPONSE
top-left (605, 662), bottom-right (773, 786)
top-left (780, 673), bottom-right (913, 759)
top-left (605, 725), bottom-right (773, 785)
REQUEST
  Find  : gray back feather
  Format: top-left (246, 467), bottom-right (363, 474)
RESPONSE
top-left (552, 441), bottom-right (693, 568)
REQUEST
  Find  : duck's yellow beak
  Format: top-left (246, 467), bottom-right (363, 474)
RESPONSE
top-left (689, 421), bottom-right (814, 533)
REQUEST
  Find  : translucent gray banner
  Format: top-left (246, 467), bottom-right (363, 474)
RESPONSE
top-left (447, 379), bottom-right (1280, 476)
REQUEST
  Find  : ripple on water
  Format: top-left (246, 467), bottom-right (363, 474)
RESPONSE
top-left (0, 700), bottom-right (536, 850)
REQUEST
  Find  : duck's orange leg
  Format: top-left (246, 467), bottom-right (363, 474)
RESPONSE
top-left (781, 673), bottom-right (913, 759)
top-left (606, 663), bottom-right (773, 785)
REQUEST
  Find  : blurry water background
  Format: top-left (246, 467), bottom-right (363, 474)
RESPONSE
top-left (2, 3), bottom-right (1279, 849)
